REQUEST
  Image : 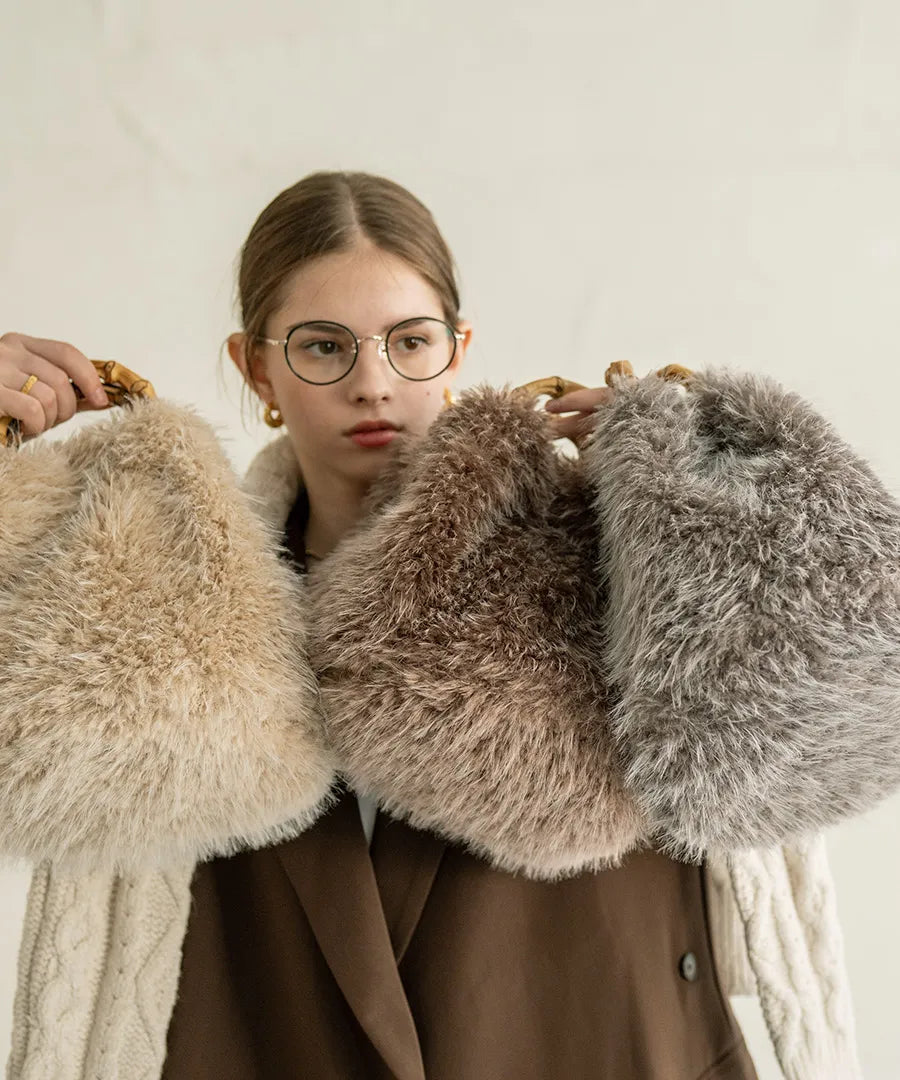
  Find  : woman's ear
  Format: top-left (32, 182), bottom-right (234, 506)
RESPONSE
top-left (451, 319), bottom-right (473, 372)
top-left (227, 332), bottom-right (274, 400)
top-left (225, 332), bottom-right (245, 372)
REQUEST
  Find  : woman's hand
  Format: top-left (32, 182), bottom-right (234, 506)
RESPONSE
top-left (0, 332), bottom-right (110, 442)
top-left (543, 386), bottom-right (617, 446)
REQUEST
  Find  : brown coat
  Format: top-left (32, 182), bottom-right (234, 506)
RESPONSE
top-left (160, 474), bottom-right (759, 1080)
top-left (162, 782), bottom-right (757, 1080)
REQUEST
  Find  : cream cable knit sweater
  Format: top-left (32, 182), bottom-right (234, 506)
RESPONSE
top-left (6, 837), bottom-right (862, 1079)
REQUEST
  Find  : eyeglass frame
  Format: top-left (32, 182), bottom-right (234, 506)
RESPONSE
top-left (256, 316), bottom-right (466, 386)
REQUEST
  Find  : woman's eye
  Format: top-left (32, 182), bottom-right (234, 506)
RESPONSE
top-left (397, 336), bottom-right (426, 351)
top-left (304, 340), bottom-right (340, 357)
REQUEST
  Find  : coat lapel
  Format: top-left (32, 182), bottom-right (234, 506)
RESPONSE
top-left (369, 808), bottom-right (447, 964)
top-left (274, 784), bottom-right (427, 1080)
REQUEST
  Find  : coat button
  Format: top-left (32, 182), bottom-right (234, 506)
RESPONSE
top-left (678, 952), bottom-right (699, 981)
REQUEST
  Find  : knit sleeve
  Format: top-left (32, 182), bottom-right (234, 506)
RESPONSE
top-left (727, 836), bottom-right (863, 1079)
top-left (6, 859), bottom-right (195, 1080)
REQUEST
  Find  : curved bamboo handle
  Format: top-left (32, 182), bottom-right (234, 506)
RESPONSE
top-left (513, 375), bottom-right (589, 400)
top-left (601, 360), bottom-right (695, 387)
top-left (512, 364), bottom-right (694, 401)
top-left (1, 359), bottom-right (157, 448)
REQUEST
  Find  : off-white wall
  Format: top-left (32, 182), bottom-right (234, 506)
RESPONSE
top-left (2, 1), bottom-right (899, 1075)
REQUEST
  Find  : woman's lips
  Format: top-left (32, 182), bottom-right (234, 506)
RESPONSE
top-left (348, 428), bottom-right (398, 448)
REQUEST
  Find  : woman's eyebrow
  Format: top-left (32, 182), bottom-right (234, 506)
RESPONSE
top-left (285, 313), bottom-right (439, 333)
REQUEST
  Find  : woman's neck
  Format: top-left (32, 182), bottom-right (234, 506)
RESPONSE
top-left (301, 470), bottom-right (370, 561)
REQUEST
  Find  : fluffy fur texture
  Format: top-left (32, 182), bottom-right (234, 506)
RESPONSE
top-left (306, 385), bottom-right (647, 880)
top-left (584, 367), bottom-right (900, 861)
top-left (2, 418), bottom-right (866, 1080)
top-left (0, 396), bottom-right (336, 874)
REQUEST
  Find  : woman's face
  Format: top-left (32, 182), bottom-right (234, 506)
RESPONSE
top-left (231, 241), bottom-right (471, 491)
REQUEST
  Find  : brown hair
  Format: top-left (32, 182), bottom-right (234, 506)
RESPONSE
top-left (225, 170), bottom-right (462, 430)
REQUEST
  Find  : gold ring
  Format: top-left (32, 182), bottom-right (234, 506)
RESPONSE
top-left (20, 375), bottom-right (38, 395)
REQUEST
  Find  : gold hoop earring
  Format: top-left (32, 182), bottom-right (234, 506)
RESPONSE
top-left (263, 401), bottom-right (284, 428)
top-left (442, 386), bottom-right (455, 410)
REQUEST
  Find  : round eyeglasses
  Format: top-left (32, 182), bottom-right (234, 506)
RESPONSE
top-left (256, 317), bottom-right (465, 385)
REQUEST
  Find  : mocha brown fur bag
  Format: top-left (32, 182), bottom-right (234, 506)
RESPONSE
top-left (306, 385), bottom-right (647, 880)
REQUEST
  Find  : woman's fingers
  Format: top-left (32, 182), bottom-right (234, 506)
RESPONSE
top-left (545, 411), bottom-right (600, 445)
top-left (541, 385), bottom-right (615, 446)
top-left (543, 386), bottom-right (615, 414)
top-left (0, 333), bottom-right (108, 440)
top-left (10, 334), bottom-right (107, 405)
top-left (0, 363), bottom-right (57, 438)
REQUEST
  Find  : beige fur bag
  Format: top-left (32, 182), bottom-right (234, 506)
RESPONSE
top-left (0, 367), bottom-right (335, 874)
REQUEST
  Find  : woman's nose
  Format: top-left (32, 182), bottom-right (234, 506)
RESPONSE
top-left (348, 337), bottom-right (394, 398)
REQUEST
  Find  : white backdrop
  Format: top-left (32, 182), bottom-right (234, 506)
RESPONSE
top-left (2, 1), bottom-right (899, 1076)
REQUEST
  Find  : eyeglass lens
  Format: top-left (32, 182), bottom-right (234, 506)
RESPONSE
top-left (284, 318), bottom-right (456, 384)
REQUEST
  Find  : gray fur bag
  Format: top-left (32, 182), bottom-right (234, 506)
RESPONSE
top-left (585, 366), bottom-right (900, 861)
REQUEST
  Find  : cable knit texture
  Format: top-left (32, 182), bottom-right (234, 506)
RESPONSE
top-left (727, 836), bottom-right (862, 1079)
top-left (6, 842), bottom-right (860, 1079)
top-left (704, 853), bottom-right (756, 998)
top-left (4, 392), bottom-right (870, 1078)
top-left (8, 862), bottom-right (113, 1079)
top-left (7, 864), bottom-right (192, 1080)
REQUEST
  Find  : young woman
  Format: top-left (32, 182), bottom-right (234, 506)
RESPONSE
top-left (1, 172), bottom-right (867, 1079)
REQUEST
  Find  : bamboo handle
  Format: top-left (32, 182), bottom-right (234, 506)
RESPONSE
top-left (601, 360), bottom-right (695, 387)
top-left (512, 364), bottom-right (694, 400)
top-left (514, 375), bottom-right (589, 399)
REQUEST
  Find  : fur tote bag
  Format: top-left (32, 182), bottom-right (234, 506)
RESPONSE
top-left (585, 363), bottom-right (900, 861)
top-left (305, 376), bottom-right (660, 881)
top-left (0, 362), bottom-right (335, 874)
